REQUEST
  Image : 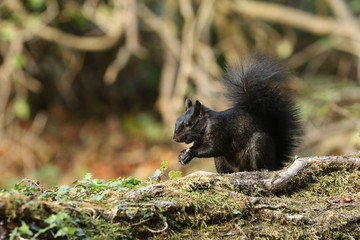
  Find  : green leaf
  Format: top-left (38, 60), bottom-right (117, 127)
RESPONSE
top-left (144, 208), bottom-right (154, 218)
top-left (54, 227), bottom-right (76, 238)
top-left (123, 176), bottom-right (141, 187)
top-left (14, 179), bottom-right (26, 191)
top-left (13, 97), bottom-right (31, 120)
top-left (54, 229), bottom-right (66, 238)
top-left (91, 191), bottom-right (106, 201)
top-left (168, 170), bottom-right (182, 180)
top-left (45, 212), bottom-right (71, 224)
top-left (18, 221), bottom-right (33, 236)
top-left (65, 227), bottom-right (76, 235)
top-left (33, 212), bottom-right (78, 238)
top-left (57, 185), bottom-right (70, 196)
top-left (161, 161), bottom-right (168, 171)
top-left (159, 214), bottom-right (167, 222)
top-left (9, 227), bottom-right (18, 240)
top-left (38, 191), bottom-right (56, 199)
top-left (84, 173), bottom-right (93, 181)
top-left (233, 209), bottom-right (242, 215)
top-left (157, 206), bottom-right (164, 212)
top-left (34, 224), bottom-right (55, 238)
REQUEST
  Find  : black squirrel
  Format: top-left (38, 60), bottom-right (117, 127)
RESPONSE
top-left (172, 53), bottom-right (302, 173)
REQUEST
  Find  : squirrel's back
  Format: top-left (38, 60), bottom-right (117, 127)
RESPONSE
top-left (222, 53), bottom-right (302, 168)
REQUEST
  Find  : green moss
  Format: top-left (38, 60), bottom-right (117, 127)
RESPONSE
top-left (1, 165), bottom-right (360, 239)
top-left (289, 167), bottom-right (360, 199)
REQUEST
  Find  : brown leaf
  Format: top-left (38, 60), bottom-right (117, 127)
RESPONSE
top-left (341, 196), bottom-right (353, 203)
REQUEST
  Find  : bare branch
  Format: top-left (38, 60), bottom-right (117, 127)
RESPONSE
top-left (228, 0), bottom-right (352, 38)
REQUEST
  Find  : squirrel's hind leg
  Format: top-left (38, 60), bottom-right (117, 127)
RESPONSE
top-left (248, 132), bottom-right (277, 171)
top-left (214, 132), bottom-right (277, 173)
top-left (214, 156), bottom-right (238, 173)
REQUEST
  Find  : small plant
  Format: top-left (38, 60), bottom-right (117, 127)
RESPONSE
top-left (13, 178), bottom-right (41, 196)
top-left (9, 220), bottom-right (33, 240)
top-left (150, 161), bottom-right (182, 181)
top-left (150, 161), bottom-right (168, 182)
top-left (9, 173), bottom-right (142, 202)
top-left (10, 212), bottom-right (87, 239)
top-left (71, 173), bottom-right (142, 201)
top-left (10, 161), bottom-right (181, 202)
top-left (34, 212), bottom-right (77, 238)
top-left (4, 161), bottom-right (184, 239)
top-left (168, 170), bottom-right (182, 180)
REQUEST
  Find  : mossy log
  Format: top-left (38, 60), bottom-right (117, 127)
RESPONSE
top-left (1, 153), bottom-right (360, 239)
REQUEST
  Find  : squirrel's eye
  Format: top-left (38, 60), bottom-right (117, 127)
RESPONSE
top-left (185, 121), bottom-right (192, 127)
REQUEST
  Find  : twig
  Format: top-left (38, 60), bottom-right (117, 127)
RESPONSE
top-left (262, 209), bottom-right (316, 225)
top-left (82, 207), bottom-right (97, 219)
top-left (254, 203), bottom-right (288, 211)
top-left (131, 218), bottom-right (151, 226)
top-left (227, 0), bottom-right (353, 38)
top-left (144, 219), bottom-right (168, 233)
top-left (234, 223), bottom-right (248, 239)
top-left (24, 178), bottom-right (43, 194)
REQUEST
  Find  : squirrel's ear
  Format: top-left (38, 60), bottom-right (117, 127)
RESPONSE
top-left (185, 99), bottom-right (193, 110)
top-left (194, 100), bottom-right (203, 117)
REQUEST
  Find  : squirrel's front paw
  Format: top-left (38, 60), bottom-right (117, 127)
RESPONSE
top-left (178, 149), bottom-right (194, 165)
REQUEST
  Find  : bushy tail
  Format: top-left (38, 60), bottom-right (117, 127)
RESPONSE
top-left (222, 53), bottom-right (302, 166)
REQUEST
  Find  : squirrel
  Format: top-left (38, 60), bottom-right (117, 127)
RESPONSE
top-left (172, 53), bottom-right (302, 173)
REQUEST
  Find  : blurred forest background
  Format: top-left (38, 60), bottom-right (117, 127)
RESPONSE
top-left (0, 0), bottom-right (359, 188)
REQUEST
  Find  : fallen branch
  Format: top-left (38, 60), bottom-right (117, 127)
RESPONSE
top-left (185, 154), bottom-right (360, 194)
top-left (264, 155), bottom-right (360, 192)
